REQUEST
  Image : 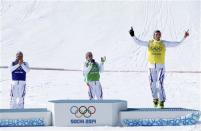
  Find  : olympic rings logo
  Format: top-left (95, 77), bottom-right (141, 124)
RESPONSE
top-left (151, 46), bottom-right (162, 52)
top-left (70, 106), bottom-right (96, 118)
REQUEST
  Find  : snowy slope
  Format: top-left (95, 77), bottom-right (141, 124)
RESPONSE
top-left (0, 0), bottom-right (200, 131)
top-left (0, 0), bottom-right (200, 70)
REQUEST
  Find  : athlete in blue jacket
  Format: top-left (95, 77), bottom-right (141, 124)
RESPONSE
top-left (10, 51), bottom-right (30, 109)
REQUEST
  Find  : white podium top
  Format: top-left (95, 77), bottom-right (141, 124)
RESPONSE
top-left (48, 99), bottom-right (127, 104)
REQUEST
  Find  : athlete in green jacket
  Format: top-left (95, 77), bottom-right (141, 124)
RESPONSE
top-left (83, 52), bottom-right (106, 100)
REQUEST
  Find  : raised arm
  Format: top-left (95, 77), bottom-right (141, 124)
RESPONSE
top-left (99, 63), bottom-right (104, 73)
top-left (162, 38), bottom-right (184, 47)
top-left (163, 30), bottom-right (189, 47)
top-left (99, 56), bottom-right (106, 73)
top-left (133, 36), bottom-right (149, 46)
top-left (82, 62), bottom-right (92, 76)
top-left (10, 62), bottom-right (20, 72)
top-left (129, 27), bottom-right (149, 46)
top-left (21, 62), bottom-right (30, 73)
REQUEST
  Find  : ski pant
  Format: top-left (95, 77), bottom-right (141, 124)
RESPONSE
top-left (148, 67), bottom-right (166, 102)
top-left (86, 81), bottom-right (103, 100)
top-left (10, 81), bottom-right (26, 109)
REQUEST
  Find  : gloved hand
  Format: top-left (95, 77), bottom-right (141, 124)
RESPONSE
top-left (86, 61), bottom-right (93, 68)
top-left (129, 27), bottom-right (135, 37)
top-left (101, 56), bottom-right (106, 63)
top-left (19, 59), bottom-right (24, 65)
top-left (184, 29), bottom-right (189, 38)
top-left (87, 59), bottom-right (95, 67)
top-left (90, 59), bottom-right (95, 64)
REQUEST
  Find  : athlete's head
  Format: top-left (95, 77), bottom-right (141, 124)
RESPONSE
top-left (16, 51), bottom-right (23, 60)
top-left (153, 30), bottom-right (161, 41)
top-left (85, 51), bottom-right (93, 61)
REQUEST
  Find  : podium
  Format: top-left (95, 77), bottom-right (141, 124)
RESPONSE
top-left (120, 108), bottom-right (201, 126)
top-left (0, 99), bottom-right (200, 127)
top-left (48, 99), bottom-right (127, 126)
top-left (48, 99), bottom-right (200, 127)
top-left (0, 108), bottom-right (51, 127)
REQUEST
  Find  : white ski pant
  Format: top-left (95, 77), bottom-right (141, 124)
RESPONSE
top-left (87, 81), bottom-right (103, 100)
top-left (148, 67), bottom-right (166, 102)
top-left (10, 81), bottom-right (26, 109)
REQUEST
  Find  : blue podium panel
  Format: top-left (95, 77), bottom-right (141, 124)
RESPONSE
top-left (0, 108), bottom-right (52, 127)
top-left (120, 108), bottom-right (201, 126)
top-left (48, 99), bottom-right (127, 127)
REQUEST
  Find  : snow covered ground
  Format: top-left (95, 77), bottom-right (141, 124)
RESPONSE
top-left (0, 0), bottom-right (200, 130)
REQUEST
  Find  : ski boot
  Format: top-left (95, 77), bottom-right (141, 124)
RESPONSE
top-left (153, 99), bottom-right (159, 108)
top-left (159, 101), bottom-right (165, 108)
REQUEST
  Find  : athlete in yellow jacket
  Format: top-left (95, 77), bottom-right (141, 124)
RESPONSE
top-left (129, 27), bottom-right (189, 108)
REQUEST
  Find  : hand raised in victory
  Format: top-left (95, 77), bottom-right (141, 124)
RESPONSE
top-left (184, 29), bottom-right (189, 38)
top-left (101, 56), bottom-right (106, 63)
top-left (129, 27), bottom-right (135, 37)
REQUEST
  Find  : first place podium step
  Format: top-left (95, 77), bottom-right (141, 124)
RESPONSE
top-left (48, 99), bottom-right (127, 126)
